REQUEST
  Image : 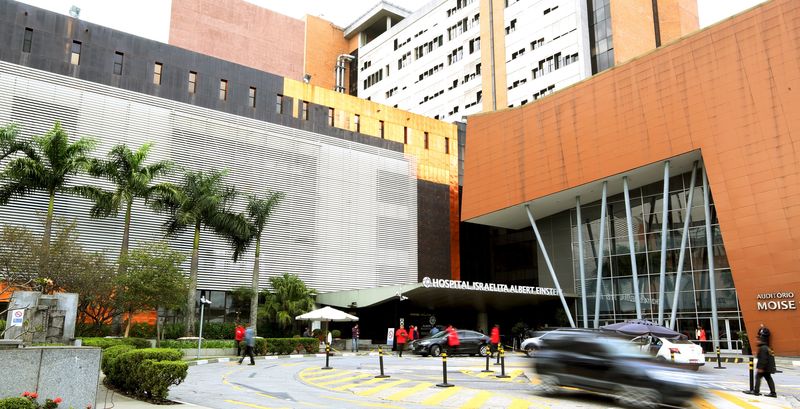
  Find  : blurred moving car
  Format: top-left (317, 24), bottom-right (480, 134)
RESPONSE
top-left (534, 330), bottom-right (698, 408)
top-left (521, 329), bottom-right (565, 357)
top-left (632, 335), bottom-right (705, 369)
top-left (409, 329), bottom-right (490, 357)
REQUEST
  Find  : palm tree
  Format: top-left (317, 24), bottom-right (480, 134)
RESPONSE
top-left (76, 142), bottom-right (173, 273)
top-left (243, 192), bottom-right (284, 334)
top-left (0, 124), bottom-right (34, 161)
top-left (260, 273), bottom-right (316, 336)
top-left (151, 169), bottom-right (251, 336)
top-left (0, 122), bottom-right (96, 254)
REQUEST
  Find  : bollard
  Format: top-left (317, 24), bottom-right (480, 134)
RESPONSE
top-left (481, 350), bottom-right (493, 373)
top-left (496, 346), bottom-right (510, 378)
top-left (321, 344), bottom-right (333, 370)
top-left (715, 345), bottom-right (726, 369)
top-left (436, 352), bottom-right (454, 387)
top-left (748, 357), bottom-right (754, 392)
top-left (494, 344), bottom-right (502, 365)
top-left (375, 346), bottom-right (390, 378)
top-left (670, 349), bottom-right (675, 363)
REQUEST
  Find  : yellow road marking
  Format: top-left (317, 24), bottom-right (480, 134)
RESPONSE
top-left (475, 371), bottom-right (496, 378)
top-left (385, 382), bottom-right (434, 401)
top-left (331, 377), bottom-right (388, 391)
top-left (691, 396), bottom-right (718, 409)
top-left (460, 391), bottom-right (492, 409)
top-left (508, 398), bottom-right (531, 409)
top-left (322, 396), bottom-right (403, 408)
top-left (711, 390), bottom-right (760, 409)
top-left (421, 386), bottom-right (462, 406)
top-left (280, 362), bottom-right (302, 367)
top-left (507, 369), bottom-right (524, 380)
top-left (224, 399), bottom-right (288, 409)
top-left (316, 373), bottom-right (372, 386)
top-left (355, 379), bottom-right (411, 396)
top-left (304, 370), bottom-right (353, 382)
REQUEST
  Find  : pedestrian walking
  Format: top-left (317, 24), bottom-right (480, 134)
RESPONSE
top-left (758, 323), bottom-right (771, 346)
top-left (234, 323), bottom-right (245, 356)
top-left (446, 325), bottom-right (460, 356)
top-left (744, 339), bottom-right (777, 397)
top-left (396, 325), bottom-right (408, 357)
top-left (352, 324), bottom-right (360, 352)
top-left (408, 325), bottom-right (417, 341)
top-left (697, 326), bottom-right (707, 352)
top-left (490, 324), bottom-right (500, 357)
top-left (238, 326), bottom-right (256, 365)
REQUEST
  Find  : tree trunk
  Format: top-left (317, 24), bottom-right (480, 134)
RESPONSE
top-left (123, 309), bottom-right (133, 338)
top-left (118, 200), bottom-right (133, 274)
top-left (185, 222), bottom-right (201, 336)
top-left (39, 190), bottom-right (56, 272)
top-left (250, 235), bottom-right (261, 334)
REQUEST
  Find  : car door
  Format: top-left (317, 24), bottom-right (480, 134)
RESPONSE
top-left (572, 340), bottom-right (613, 390)
top-left (457, 330), bottom-right (472, 354)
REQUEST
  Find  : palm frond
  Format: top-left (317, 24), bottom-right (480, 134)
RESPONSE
top-left (71, 185), bottom-right (119, 218)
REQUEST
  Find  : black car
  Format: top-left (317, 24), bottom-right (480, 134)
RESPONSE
top-left (409, 329), bottom-right (490, 357)
top-left (533, 330), bottom-right (698, 408)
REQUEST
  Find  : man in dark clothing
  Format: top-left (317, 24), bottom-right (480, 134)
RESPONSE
top-left (238, 326), bottom-right (256, 365)
top-left (758, 323), bottom-right (771, 345)
top-left (744, 339), bottom-right (776, 397)
top-left (351, 324), bottom-right (360, 352)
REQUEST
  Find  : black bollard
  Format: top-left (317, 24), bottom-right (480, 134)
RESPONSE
top-left (436, 352), bottom-right (454, 387)
top-left (748, 357), bottom-right (754, 392)
top-left (481, 351), bottom-right (492, 373)
top-left (494, 344), bottom-right (502, 365)
top-left (376, 346), bottom-right (390, 378)
top-left (496, 347), bottom-right (510, 378)
top-left (321, 344), bottom-right (333, 370)
top-left (670, 349), bottom-right (675, 363)
top-left (715, 345), bottom-right (726, 369)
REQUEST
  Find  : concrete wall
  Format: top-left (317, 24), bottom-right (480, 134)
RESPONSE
top-left (0, 347), bottom-right (100, 408)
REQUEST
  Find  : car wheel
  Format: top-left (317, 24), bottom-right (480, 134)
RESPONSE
top-left (479, 344), bottom-right (489, 357)
top-left (525, 346), bottom-right (536, 357)
top-left (617, 386), bottom-right (660, 409)
top-left (430, 345), bottom-right (442, 357)
top-left (537, 374), bottom-right (559, 395)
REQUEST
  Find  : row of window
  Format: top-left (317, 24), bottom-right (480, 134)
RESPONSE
top-left (417, 63), bottom-right (444, 83)
top-left (447, 46), bottom-right (464, 65)
top-left (531, 52), bottom-right (579, 79)
top-left (446, 0), bottom-right (476, 17)
top-left (414, 35), bottom-right (445, 60)
top-left (419, 88), bottom-right (445, 105)
top-left (397, 52), bottom-right (412, 70)
top-left (533, 85), bottom-right (556, 100)
top-left (363, 67), bottom-right (386, 90)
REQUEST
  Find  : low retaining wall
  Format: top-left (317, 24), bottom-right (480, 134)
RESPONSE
top-left (178, 348), bottom-right (236, 358)
top-left (0, 347), bottom-right (100, 408)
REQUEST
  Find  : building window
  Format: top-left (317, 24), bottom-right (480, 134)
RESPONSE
top-left (445, 137), bottom-right (450, 154)
top-left (153, 62), bottom-right (163, 85)
top-left (327, 108), bottom-right (335, 126)
top-left (354, 114), bottom-right (360, 132)
top-left (113, 51), bottom-right (124, 75)
top-left (70, 41), bottom-right (81, 65)
top-left (219, 79), bottom-right (228, 101)
top-left (403, 126), bottom-right (408, 144)
top-left (248, 87), bottom-right (257, 108)
top-left (424, 132), bottom-right (429, 149)
top-left (276, 94), bottom-right (284, 114)
top-left (301, 100), bottom-right (309, 120)
top-left (188, 71), bottom-right (197, 94)
top-left (379, 120), bottom-right (385, 138)
top-left (22, 28), bottom-right (33, 53)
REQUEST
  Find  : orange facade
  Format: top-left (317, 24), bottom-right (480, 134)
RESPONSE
top-left (462, 0), bottom-right (800, 354)
top-left (611, 0), bottom-right (699, 65)
top-left (169, 0), bottom-right (305, 81)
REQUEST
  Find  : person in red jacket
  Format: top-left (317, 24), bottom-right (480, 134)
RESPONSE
top-left (395, 324), bottom-right (409, 357)
top-left (490, 324), bottom-right (501, 357)
top-left (408, 325), bottom-right (417, 341)
top-left (234, 323), bottom-right (245, 356)
top-left (446, 325), bottom-right (460, 356)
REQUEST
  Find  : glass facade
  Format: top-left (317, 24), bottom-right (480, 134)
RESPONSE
top-left (571, 169), bottom-right (743, 344)
top-left (587, 0), bottom-right (614, 73)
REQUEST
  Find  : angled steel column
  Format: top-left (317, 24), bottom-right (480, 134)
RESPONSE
top-left (657, 161), bottom-right (670, 325)
top-left (669, 161), bottom-right (698, 329)
top-left (623, 177), bottom-right (643, 319)
top-left (703, 165), bottom-right (720, 350)
top-left (593, 181), bottom-right (608, 328)
top-left (576, 196), bottom-right (589, 328)
top-left (525, 204), bottom-right (576, 328)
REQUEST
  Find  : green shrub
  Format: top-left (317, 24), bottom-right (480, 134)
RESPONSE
top-left (200, 322), bottom-right (237, 340)
top-left (0, 319), bottom-right (6, 331)
top-left (331, 329), bottom-right (341, 338)
top-left (159, 340), bottom-right (235, 349)
top-left (129, 323), bottom-right (156, 339)
top-left (102, 345), bottom-right (136, 376)
top-left (81, 337), bottom-right (150, 349)
top-left (0, 397), bottom-right (36, 409)
top-left (138, 360), bottom-right (188, 400)
top-left (255, 338), bottom-right (317, 355)
top-left (162, 323), bottom-right (185, 340)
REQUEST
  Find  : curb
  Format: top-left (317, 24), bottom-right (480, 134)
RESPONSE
top-left (186, 352), bottom-right (372, 366)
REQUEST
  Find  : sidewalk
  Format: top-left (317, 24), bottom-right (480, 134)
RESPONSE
top-left (702, 352), bottom-right (800, 367)
top-left (95, 378), bottom-right (202, 409)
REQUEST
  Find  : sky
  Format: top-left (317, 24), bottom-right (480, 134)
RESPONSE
top-left (17, 0), bottom-right (767, 43)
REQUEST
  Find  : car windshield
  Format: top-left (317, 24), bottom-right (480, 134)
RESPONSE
top-left (427, 331), bottom-right (447, 339)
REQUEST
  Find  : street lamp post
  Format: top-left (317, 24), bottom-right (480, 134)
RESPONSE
top-left (197, 295), bottom-right (212, 359)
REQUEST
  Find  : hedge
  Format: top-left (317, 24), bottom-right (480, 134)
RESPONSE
top-left (102, 345), bottom-right (136, 376)
top-left (0, 398), bottom-right (35, 409)
top-left (81, 337), bottom-right (150, 349)
top-left (256, 338), bottom-right (318, 355)
top-left (160, 340), bottom-right (235, 349)
top-left (104, 348), bottom-right (186, 401)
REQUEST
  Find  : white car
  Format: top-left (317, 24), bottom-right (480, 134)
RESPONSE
top-left (521, 330), bottom-right (556, 357)
top-left (632, 336), bottom-right (705, 369)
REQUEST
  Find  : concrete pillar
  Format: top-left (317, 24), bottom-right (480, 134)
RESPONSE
top-left (477, 312), bottom-right (488, 334)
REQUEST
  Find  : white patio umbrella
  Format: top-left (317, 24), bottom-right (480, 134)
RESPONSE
top-left (296, 306), bottom-right (358, 345)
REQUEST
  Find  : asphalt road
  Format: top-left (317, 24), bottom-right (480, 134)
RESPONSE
top-left (169, 352), bottom-right (800, 409)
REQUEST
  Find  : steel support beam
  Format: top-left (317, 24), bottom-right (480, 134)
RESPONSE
top-left (623, 177), bottom-right (643, 319)
top-left (576, 196), bottom-right (589, 328)
top-left (593, 181), bottom-right (608, 328)
top-left (669, 161), bottom-right (698, 329)
top-left (703, 165), bottom-right (720, 350)
top-left (657, 161), bottom-right (670, 325)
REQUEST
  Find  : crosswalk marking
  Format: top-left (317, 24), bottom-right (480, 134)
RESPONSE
top-left (331, 377), bottom-right (388, 392)
top-left (315, 373), bottom-right (372, 386)
top-left (508, 398), bottom-right (532, 409)
top-left (303, 370), bottom-right (353, 382)
top-left (224, 399), bottom-right (288, 409)
top-left (385, 382), bottom-right (435, 401)
top-left (711, 390), bottom-right (761, 409)
top-left (692, 396), bottom-right (718, 409)
top-left (355, 379), bottom-right (411, 396)
top-left (421, 386), bottom-right (462, 406)
top-left (460, 391), bottom-right (492, 409)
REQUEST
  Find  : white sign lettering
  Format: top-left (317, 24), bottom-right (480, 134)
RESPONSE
top-left (421, 277), bottom-right (559, 296)
top-left (756, 292), bottom-right (797, 311)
